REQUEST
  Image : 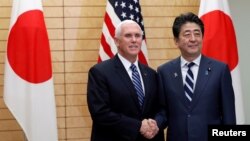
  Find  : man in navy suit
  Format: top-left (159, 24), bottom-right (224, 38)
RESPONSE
top-left (87, 20), bottom-right (167, 141)
top-left (157, 12), bottom-right (236, 141)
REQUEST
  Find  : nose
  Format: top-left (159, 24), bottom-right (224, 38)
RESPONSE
top-left (189, 33), bottom-right (196, 41)
top-left (133, 35), bottom-right (137, 41)
top-left (131, 35), bottom-right (137, 42)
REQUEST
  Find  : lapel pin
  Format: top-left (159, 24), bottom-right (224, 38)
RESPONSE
top-left (174, 72), bottom-right (178, 78)
top-left (205, 67), bottom-right (211, 75)
top-left (205, 70), bottom-right (208, 75)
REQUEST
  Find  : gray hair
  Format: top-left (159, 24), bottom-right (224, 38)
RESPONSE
top-left (115, 20), bottom-right (143, 38)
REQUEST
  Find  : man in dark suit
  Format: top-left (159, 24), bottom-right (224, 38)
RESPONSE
top-left (157, 12), bottom-right (236, 141)
top-left (87, 20), bottom-right (167, 141)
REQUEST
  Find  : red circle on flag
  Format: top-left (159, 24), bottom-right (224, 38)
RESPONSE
top-left (201, 10), bottom-right (238, 71)
top-left (7, 10), bottom-right (52, 83)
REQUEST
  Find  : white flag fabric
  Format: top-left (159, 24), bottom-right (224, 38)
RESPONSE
top-left (198, 0), bottom-right (245, 124)
top-left (3, 0), bottom-right (58, 140)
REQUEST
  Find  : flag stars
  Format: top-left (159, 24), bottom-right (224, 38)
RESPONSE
top-left (134, 0), bottom-right (138, 4)
top-left (130, 14), bottom-right (134, 20)
top-left (120, 1), bottom-right (126, 8)
top-left (121, 12), bottom-right (127, 18)
top-left (136, 17), bottom-right (140, 22)
top-left (129, 4), bottom-right (133, 10)
top-left (115, 1), bottom-right (118, 7)
top-left (135, 7), bottom-right (139, 13)
top-left (112, 0), bottom-right (144, 34)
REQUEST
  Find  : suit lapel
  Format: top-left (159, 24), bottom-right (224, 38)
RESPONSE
top-left (113, 55), bottom-right (142, 110)
top-left (191, 56), bottom-right (212, 108)
top-left (171, 58), bottom-right (191, 107)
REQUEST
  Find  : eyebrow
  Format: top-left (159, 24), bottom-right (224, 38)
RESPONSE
top-left (183, 29), bottom-right (201, 33)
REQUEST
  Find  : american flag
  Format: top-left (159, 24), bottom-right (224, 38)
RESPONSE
top-left (98, 0), bottom-right (148, 65)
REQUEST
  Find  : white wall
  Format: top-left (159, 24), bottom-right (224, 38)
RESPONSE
top-left (228, 0), bottom-right (250, 124)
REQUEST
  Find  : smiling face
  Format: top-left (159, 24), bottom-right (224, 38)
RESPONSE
top-left (175, 22), bottom-right (203, 61)
top-left (114, 21), bottom-right (143, 63)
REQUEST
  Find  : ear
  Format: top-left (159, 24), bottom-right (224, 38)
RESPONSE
top-left (114, 37), bottom-right (120, 47)
top-left (174, 37), bottom-right (178, 45)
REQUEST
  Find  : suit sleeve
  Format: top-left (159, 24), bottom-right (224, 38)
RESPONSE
top-left (220, 64), bottom-right (236, 124)
top-left (155, 69), bottom-right (168, 130)
top-left (87, 66), bottom-right (141, 140)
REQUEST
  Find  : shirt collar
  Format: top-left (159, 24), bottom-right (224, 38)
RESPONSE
top-left (118, 53), bottom-right (139, 71)
top-left (180, 54), bottom-right (201, 68)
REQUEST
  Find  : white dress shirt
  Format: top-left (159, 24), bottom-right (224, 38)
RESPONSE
top-left (117, 53), bottom-right (145, 94)
top-left (180, 55), bottom-right (201, 91)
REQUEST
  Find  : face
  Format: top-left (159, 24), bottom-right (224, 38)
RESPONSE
top-left (175, 22), bottom-right (203, 61)
top-left (115, 22), bottom-right (142, 62)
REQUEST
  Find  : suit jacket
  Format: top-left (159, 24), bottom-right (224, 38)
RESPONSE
top-left (157, 55), bottom-right (236, 141)
top-left (87, 55), bottom-right (167, 141)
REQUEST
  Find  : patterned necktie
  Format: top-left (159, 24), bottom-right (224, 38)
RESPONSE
top-left (184, 62), bottom-right (195, 102)
top-left (130, 64), bottom-right (144, 107)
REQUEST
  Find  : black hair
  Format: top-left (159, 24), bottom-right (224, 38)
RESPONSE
top-left (172, 12), bottom-right (204, 38)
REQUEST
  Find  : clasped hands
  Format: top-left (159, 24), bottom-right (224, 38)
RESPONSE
top-left (140, 119), bottom-right (159, 139)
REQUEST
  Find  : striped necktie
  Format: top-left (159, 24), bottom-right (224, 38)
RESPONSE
top-left (130, 64), bottom-right (144, 107)
top-left (184, 62), bottom-right (195, 102)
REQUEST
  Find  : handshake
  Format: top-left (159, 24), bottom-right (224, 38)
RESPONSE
top-left (140, 118), bottom-right (159, 139)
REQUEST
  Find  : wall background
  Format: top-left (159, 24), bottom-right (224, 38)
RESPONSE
top-left (0, 0), bottom-right (248, 141)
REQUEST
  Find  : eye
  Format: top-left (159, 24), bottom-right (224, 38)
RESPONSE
top-left (194, 32), bottom-right (201, 37)
top-left (135, 33), bottom-right (142, 38)
top-left (183, 33), bottom-right (191, 38)
top-left (124, 34), bottom-right (132, 38)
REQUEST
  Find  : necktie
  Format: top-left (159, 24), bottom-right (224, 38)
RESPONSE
top-left (130, 64), bottom-right (144, 107)
top-left (184, 62), bottom-right (195, 102)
